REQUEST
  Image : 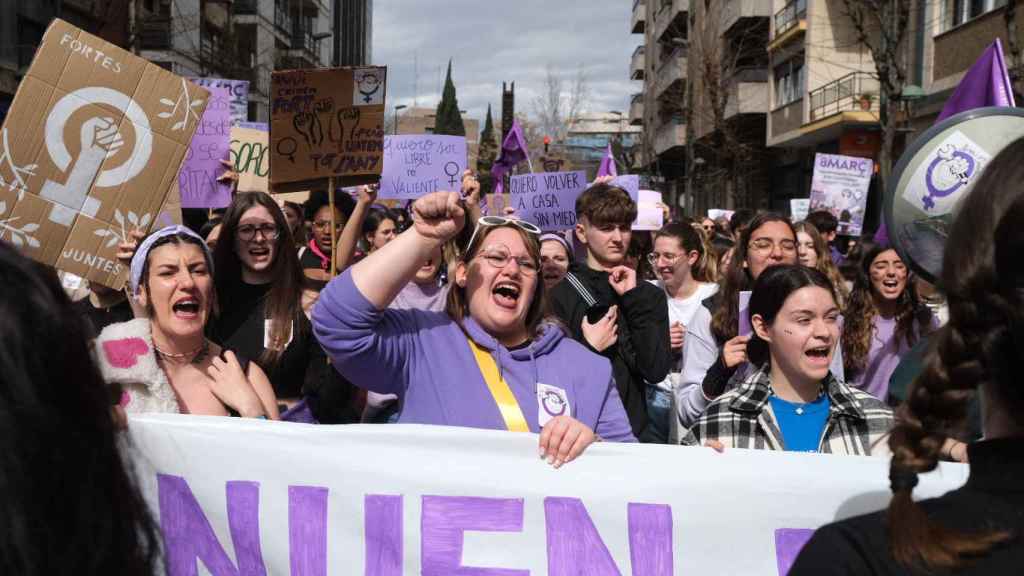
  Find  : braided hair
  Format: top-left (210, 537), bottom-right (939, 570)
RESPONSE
top-left (886, 138), bottom-right (1024, 570)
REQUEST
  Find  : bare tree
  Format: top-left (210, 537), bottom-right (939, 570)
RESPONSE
top-left (686, 0), bottom-right (770, 211)
top-left (839, 0), bottom-right (913, 194)
top-left (531, 63), bottom-right (590, 143)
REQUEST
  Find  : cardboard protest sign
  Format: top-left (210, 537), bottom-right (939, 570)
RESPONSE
top-left (269, 66), bottom-right (386, 191)
top-left (633, 189), bottom-right (664, 230)
top-left (509, 171), bottom-right (587, 231)
top-left (229, 124), bottom-right (269, 193)
top-left (129, 415), bottom-right (967, 575)
top-left (609, 174), bottom-right (639, 202)
top-left (810, 153), bottom-right (873, 236)
top-left (188, 77), bottom-right (249, 126)
top-left (790, 198), bottom-right (811, 222)
top-left (0, 19), bottom-right (207, 288)
top-left (179, 84), bottom-right (232, 208)
top-left (379, 135), bottom-right (467, 199)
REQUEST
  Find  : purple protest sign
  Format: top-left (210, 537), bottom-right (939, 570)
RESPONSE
top-left (189, 77), bottom-right (251, 126)
top-left (379, 135), bottom-right (468, 200)
top-left (179, 84), bottom-right (232, 208)
top-left (509, 171), bottom-right (587, 231)
top-left (609, 175), bottom-right (639, 203)
top-left (739, 291), bottom-right (752, 337)
top-left (775, 528), bottom-right (815, 575)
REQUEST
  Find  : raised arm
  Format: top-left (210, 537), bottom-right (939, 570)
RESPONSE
top-left (334, 185), bottom-right (376, 273)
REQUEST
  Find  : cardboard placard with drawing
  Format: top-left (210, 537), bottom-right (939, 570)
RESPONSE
top-left (269, 66), bottom-right (387, 191)
top-left (0, 19), bottom-right (207, 289)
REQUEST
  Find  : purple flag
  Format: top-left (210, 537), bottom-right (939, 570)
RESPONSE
top-left (937, 38), bottom-right (1016, 122)
top-left (597, 143), bottom-right (618, 178)
top-left (491, 119), bottom-right (531, 194)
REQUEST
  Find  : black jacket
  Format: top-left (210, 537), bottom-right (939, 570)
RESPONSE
top-left (550, 262), bottom-right (670, 437)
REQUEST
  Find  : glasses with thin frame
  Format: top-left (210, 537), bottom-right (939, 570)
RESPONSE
top-left (476, 243), bottom-right (539, 277)
top-left (748, 238), bottom-right (797, 254)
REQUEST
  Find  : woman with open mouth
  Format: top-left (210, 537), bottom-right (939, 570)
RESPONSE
top-left (314, 190), bottom-right (636, 468)
top-left (841, 243), bottom-right (936, 402)
top-left (93, 226), bottom-right (279, 420)
top-left (681, 264), bottom-right (893, 454)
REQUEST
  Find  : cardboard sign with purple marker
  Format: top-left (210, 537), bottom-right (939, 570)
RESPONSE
top-left (179, 84), bottom-right (232, 208)
top-left (509, 170), bottom-right (587, 231)
top-left (128, 414), bottom-right (968, 575)
top-left (739, 290), bottom-right (753, 337)
top-left (379, 135), bottom-right (467, 199)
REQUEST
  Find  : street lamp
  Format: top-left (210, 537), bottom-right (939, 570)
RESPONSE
top-left (394, 104), bottom-right (408, 135)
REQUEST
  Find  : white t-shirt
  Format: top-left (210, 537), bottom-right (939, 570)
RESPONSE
top-left (648, 280), bottom-right (719, 391)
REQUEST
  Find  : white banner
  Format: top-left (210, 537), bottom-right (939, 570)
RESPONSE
top-left (128, 415), bottom-right (968, 576)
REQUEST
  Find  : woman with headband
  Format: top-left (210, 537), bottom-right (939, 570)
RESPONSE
top-left (313, 191), bottom-right (636, 468)
top-left (93, 225), bottom-right (279, 419)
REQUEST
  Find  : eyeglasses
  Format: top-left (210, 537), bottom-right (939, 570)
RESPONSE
top-left (237, 224), bottom-right (280, 242)
top-left (466, 215), bottom-right (541, 253)
top-left (476, 244), bottom-right (539, 277)
top-left (749, 238), bottom-right (797, 254)
top-left (312, 220), bottom-right (343, 231)
top-left (647, 252), bottom-right (683, 266)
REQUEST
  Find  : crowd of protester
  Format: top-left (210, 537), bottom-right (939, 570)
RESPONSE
top-left (6, 134), bottom-right (1024, 573)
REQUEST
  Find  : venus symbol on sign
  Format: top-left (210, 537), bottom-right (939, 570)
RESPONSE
top-left (444, 161), bottom-right (460, 187)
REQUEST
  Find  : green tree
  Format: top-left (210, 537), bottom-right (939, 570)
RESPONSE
top-left (434, 60), bottom-right (466, 136)
top-left (477, 104), bottom-right (499, 195)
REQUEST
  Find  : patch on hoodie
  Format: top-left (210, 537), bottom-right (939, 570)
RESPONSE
top-left (537, 383), bottom-right (570, 427)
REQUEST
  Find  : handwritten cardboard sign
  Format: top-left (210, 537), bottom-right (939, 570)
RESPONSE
top-left (179, 84), bottom-right (232, 208)
top-left (229, 125), bottom-right (269, 193)
top-left (810, 153), bottom-right (873, 236)
top-left (269, 66), bottom-right (386, 191)
top-left (633, 189), bottom-right (664, 231)
top-left (379, 135), bottom-right (467, 199)
top-left (0, 19), bottom-right (207, 288)
top-left (508, 171), bottom-right (587, 231)
top-left (188, 77), bottom-right (249, 126)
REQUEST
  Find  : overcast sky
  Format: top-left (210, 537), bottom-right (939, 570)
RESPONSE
top-left (372, 0), bottom-right (640, 128)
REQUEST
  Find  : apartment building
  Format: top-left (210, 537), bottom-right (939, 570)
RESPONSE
top-left (631, 0), bottom-right (688, 210)
top-left (563, 112), bottom-right (641, 177)
top-left (765, 0), bottom-right (882, 212)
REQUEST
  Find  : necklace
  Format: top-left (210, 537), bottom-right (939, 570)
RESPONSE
top-left (154, 339), bottom-right (210, 365)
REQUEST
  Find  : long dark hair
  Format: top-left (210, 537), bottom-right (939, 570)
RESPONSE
top-left (746, 264), bottom-right (838, 366)
top-left (213, 192), bottom-right (309, 367)
top-left (886, 138), bottom-right (1024, 570)
top-left (711, 212), bottom-right (796, 344)
top-left (0, 244), bottom-right (160, 574)
top-left (362, 207), bottom-right (398, 250)
top-left (841, 242), bottom-right (932, 377)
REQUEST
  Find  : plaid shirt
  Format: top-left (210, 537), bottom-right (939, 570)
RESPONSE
top-left (680, 367), bottom-right (894, 455)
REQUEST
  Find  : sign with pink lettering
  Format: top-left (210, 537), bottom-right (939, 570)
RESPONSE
top-left (810, 153), bottom-right (874, 236)
top-left (127, 415), bottom-right (968, 575)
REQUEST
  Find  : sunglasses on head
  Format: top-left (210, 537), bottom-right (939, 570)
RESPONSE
top-left (466, 216), bottom-right (541, 254)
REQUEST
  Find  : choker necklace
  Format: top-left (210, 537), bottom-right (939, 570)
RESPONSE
top-left (155, 339), bottom-right (210, 365)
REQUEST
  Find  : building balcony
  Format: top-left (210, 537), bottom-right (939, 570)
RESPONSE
top-left (629, 93), bottom-right (644, 126)
top-left (723, 66), bottom-right (769, 120)
top-left (768, 0), bottom-right (806, 52)
top-left (768, 98), bottom-right (803, 145)
top-left (808, 72), bottom-right (879, 123)
top-left (632, 0), bottom-right (646, 34)
top-left (721, 0), bottom-right (771, 37)
top-left (139, 18), bottom-right (172, 50)
top-left (631, 45), bottom-right (646, 80)
top-left (654, 117), bottom-right (686, 154)
top-left (654, 47), bottom-right (687, 100)
top-left (274, 2), bottom-right (293, 35)
top-left (653, 0), bottom-right (688, 44)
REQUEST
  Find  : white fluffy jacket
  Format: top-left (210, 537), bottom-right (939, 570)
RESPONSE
top-left (94, 318), bottom-right (180, 414)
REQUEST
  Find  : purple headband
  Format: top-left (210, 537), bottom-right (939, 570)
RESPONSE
top-left (539, 232), bottom-right (573, 261)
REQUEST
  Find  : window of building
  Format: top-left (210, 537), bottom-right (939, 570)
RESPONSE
top-left (950, 0), bottom-right (1008, 28)
top-left (774, 58), bottom-right (805, 109)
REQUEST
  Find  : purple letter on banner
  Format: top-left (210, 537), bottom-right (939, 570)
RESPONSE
top-left (628, 503), bottom-right (673, 576)
top-left (365, 495), bottom-right (403, 576)
top-left (421, 495), bottom-right (529, 576)
top-left (775, 528), bottom-right (815, 575)
top-left (157, 474), bottom-right (267, 576)
top-left (544, 497), bottom-right (621, 576)
top-left (289, 486), bottom-right (328, 576)
top-left (180, 84), bottom-right (233, 209)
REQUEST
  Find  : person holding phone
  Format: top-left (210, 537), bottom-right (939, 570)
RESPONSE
top-left (549, 182), bottom-right (671, 441)
top-left (313, 191), bottom-right (636, 468)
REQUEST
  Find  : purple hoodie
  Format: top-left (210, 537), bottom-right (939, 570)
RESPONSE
top-left (312, 272), bottom-right (636, 442)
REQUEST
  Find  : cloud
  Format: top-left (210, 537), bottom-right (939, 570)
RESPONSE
top-left (373, 0), bottom-right (641, 129)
